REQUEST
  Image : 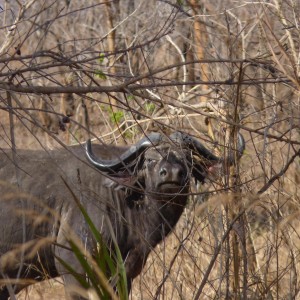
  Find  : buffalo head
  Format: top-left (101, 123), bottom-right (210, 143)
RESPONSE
top-left (86, 131), bottom-right (245, 201)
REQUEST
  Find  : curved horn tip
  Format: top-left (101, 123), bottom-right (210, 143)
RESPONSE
top-left (85, 139), bottom-right (95, 162)
top-left (85, 139), bottom-right (92, 151)
top-left (237, 133), bottom-right (246, 156)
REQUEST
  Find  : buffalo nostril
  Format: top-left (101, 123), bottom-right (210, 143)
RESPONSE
top-left (159, 168), bottom-right (167, 177)
top-left (178, 169), bottom-right (184, 178)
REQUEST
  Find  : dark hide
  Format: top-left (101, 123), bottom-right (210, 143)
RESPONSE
top-left (0, 136), bottom-right (231, 299)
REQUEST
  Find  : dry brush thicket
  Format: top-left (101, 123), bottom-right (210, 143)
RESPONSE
top-left (0, 0), bottom-right (300, 299)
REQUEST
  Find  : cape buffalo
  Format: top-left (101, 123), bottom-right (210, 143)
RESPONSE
top-left (0, 131), bottom-right (244, 299)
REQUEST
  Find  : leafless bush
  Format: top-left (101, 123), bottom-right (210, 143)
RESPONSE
top-left (0, 0), bottom-right (299, 299)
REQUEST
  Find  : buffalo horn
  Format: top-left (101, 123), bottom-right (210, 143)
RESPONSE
top-left (86, 132), bottom-right (162, 172)
top-left (170, 131), bottom-right (245, 163)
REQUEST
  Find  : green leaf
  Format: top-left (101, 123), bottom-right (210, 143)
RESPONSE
top-left (67, 239), bottom-right (106, 298)
top-left (145, 102), bottom-right (155, 113)
top-left (99, 53), bottom-right (105, 63)
top-left (114, 242), bottom-right (128, 298)
top-left (60, 177), bottom-right (128, 299)
top-left (55, 256), bottom-right (90, 290)
top-left (109, 110), bottom-right (124, 124)
top-left (95, 70), bottom-right (107, 80)
top-left (127, 95), bottom-right (134, 101)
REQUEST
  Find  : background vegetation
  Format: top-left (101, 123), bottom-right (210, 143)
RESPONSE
top-left (0, 0), bottom-right (299, 299)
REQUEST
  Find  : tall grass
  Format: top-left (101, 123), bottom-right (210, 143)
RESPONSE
top-left (58, 179), bottom-right (128, 300)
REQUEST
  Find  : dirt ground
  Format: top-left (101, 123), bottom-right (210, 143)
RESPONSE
top-left (17, 279), bottom-right (65, 300)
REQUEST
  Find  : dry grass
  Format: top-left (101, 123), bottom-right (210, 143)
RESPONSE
top-left (1, 0), bottom-right (300, 299)
top-left (17, 279), bottom-right (65, 300)
top-left (14, 192), bottom-right (300, 299)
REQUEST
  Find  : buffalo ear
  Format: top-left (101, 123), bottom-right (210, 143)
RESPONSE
top-left (103, 175), bottom-right (137, 190)
top-left (192, 161), bottom-right (222, 183)
top-left (103, 176), bottom-right (145, 208)
top-left (192, 164), bottom-right (206, 183)
top-left (103, 177), bottom-right (123, 190)
top-left (103, 171), bottom-right (145, 192)
top-left (103, 178), bottom-right (144, 208)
